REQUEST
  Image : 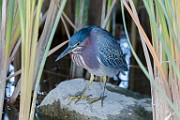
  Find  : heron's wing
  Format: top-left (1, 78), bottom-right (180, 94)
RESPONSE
top-left (96, 29), bottom-right (128, 71)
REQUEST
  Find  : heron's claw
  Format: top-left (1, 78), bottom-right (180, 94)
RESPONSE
top-left (66, 92), bottom-right (107, 106)
top-left (66, 92), bottom-right (92, 105)
top-left (87, 95), bottom-right (107, 106)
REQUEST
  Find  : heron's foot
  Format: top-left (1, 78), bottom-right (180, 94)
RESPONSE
top-left (87, 94), bottom-right (107, 106)
top-left (66, 91), bottom-right (92, 105)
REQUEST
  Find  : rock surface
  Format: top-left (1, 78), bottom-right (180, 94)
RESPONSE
top-left (37, 78), bottom-right (152, 120)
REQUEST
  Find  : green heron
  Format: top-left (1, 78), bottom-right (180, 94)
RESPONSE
top-left (56, 26), bottom-right (128, 105)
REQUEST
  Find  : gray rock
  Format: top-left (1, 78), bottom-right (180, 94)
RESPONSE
top-left (37, 78), bottom-right (152, 120)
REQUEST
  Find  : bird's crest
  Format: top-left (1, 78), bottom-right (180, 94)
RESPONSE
top-left (69, 26), bottom-right (96, 46)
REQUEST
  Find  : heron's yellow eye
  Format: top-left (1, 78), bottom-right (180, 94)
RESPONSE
top-left (74, 42), bottom-right (80, 47)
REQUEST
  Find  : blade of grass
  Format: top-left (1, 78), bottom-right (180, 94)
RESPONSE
top-left (48, 40), bottom-right (69, 56)
top-left (148, 1), bottom-right (167, 118)
top-left (18, 0), bottom-right (29, 119)
top-left (83, 0), bottom-right (89, 25)
top-left (0, 0), bottom-right (8, 119)
top-left (10, 8), bottom-right (21, 53)
top-left (0, 0), bottom-right (2, 23)
top-left (6, 69), bottom-right (21, 81)
top-left (9, 38), bottom-right (21, 64)
top-left (5, 0), bottom-right (15, 55)
top-left (61, 16), bottom-right (70, 39)
top-left (129, 0), bottom-right (154, 80)
top-left (29, 0), bottom-right (43, 119)
top-left (161, 0), bottom-right (180, 53)
top-left (106, 0), bottom-right (113, 31)
top-left (101, 0), bottom-right (117, 29)
top-left (62, 12), bottom-right (77, 31)
top-left (34, 0), bottom-right (59, 91)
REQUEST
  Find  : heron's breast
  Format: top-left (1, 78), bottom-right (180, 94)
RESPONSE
top-left (71, 51), bottom-right (100, 70)
top-left (71, 42), bottom-right (99, 71)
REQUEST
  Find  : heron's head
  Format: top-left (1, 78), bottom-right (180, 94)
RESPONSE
top-left (55, 26), bottom-right (95, 61)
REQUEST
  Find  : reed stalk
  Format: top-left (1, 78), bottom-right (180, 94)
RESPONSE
top-left (30, 1), bottom-right (67, 119)
top-left (18, 0), bottom-right (43, 119)
top-left (0, 0), bottom-right (71, 119)
top-left (122, 0), bottom-right (180, 119)
top-left (0, 0), bottom-right (15, 119)
top-left (106, 0), bottom-right (113, 31)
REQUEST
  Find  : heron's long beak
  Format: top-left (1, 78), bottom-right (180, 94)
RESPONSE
top-left (55, 47), bottom-right (73, 61)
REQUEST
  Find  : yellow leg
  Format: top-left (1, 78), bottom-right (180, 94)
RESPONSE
top-left (82, 74), bottom-right (94, 94)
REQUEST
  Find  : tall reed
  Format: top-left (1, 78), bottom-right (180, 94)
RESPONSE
top-left (18, 0), bottom-right (43, 119)
top-left (121, 0), bottom-right (180, 119)
top-left (0, 0), bottom-right (67, 119)
top-left (0, 1), bottom-right (15, 119)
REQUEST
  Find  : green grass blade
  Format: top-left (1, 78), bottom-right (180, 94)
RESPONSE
top-left (0, 0), bottom-right (2, 24)
top-left (5, 0), bottom-right (15, 55)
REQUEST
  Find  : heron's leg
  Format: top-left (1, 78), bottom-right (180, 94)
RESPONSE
top-left (101, 76), bottom-right (107, 107)
top-left (67, 74), bottom-right (94, 103)
top-left (82, 74), bottom-right (94, 94)
top-left (87, 76), bottom-right (107, 106)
